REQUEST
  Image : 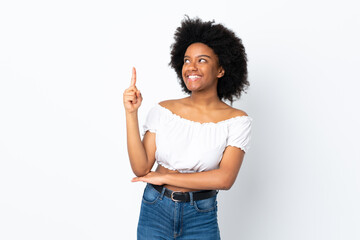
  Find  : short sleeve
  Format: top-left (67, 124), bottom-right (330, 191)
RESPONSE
top-left (141, 105), bottom-right (161, 137)
top-left (226, 116), bottom-right (253, 152)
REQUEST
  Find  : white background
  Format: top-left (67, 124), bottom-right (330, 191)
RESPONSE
top-left (1, 0), bottom-right (359, 239)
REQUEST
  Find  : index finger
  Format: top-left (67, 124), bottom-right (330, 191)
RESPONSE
top-left (130, 67), bottom-right (136, 87)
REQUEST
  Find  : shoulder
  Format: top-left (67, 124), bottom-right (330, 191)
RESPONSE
top-left (233, 108), bottom-right (249, 117)
top-left (158, 99), bottom-right (176, 108)
top-left (220, 104), bottom-right (248, 119)
top-left (158, 98), bottom-right (188, 110)
top-left (230, 108), bottom-right (248, 118)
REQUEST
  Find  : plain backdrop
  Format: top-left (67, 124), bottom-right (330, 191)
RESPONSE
top-left (1, 0), bottom-right (359, 239)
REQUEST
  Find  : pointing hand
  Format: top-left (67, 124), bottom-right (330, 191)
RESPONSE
top-left (123, 67), bottom-right (143, 113)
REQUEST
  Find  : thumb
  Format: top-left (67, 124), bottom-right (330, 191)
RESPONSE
top-left (137, 91), bottom-right (142, 99)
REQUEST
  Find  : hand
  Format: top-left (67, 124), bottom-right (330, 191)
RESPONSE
top-left (123, 67), bottom-right (143, 113)
top-left (131, 171), bottom-right (166, 185)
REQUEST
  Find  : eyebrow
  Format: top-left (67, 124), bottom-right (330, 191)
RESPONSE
top-left (184, 54), bottom-right (212, 59)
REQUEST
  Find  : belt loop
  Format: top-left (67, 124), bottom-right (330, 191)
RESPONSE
top-left (159, 186), bottom-right (166, 200)
top-left (189, 192), bottom-right (194, 205)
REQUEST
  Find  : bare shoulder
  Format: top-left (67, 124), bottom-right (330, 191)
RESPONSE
top-left (226, 106), bottom-right (248, 118)
top-left (233, 108), bottom-right (248, 117)
top-left (212, 102), bottom-right (248, 121)
top-left (158, 98), bottom-right (187, 109)
top-left (158, 99), bottom-right (176, 108)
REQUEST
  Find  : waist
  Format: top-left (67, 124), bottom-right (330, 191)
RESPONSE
top-left (151, 184), bottom-right (218, 203)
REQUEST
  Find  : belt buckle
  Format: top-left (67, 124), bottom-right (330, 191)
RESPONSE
top-left (170, 191), bottom-right (182, 202)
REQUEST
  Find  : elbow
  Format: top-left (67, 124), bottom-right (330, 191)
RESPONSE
top-left (130, 159), bottom-right (152, 177)
top-left (132, 167), bottom-right (151, 177)
top-left (133, 170), bottom-right (150, 177)
top-left (218, 179), bottom-right (234, 190)
top-left (218, 174), bottom-right (236, 190)
top-left (220, 183), bottom-right (233, 191)
top-left (133, 171), bottom-right (145, 177)
top-left (134, 172), bottom-right (147, 177)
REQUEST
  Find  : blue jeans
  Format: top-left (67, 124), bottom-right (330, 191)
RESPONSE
top-left (137, 184), bottom-right (221, 240)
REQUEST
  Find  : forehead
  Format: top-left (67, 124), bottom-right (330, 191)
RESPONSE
top-left (184, 42), bottom-right (217, 57)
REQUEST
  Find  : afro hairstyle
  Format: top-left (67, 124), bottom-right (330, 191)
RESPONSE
top-left (169, 16), bottom-right (249, 104)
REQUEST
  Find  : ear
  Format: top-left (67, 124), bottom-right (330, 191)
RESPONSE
top-left (217, 66), bottom-right (225, 79)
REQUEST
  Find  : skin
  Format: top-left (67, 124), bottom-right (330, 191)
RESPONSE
top-left (123, 42), bottom-right (248, 192)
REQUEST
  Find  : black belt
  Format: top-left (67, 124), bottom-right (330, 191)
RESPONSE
top-left (151, 184), bottom-right (217, 202)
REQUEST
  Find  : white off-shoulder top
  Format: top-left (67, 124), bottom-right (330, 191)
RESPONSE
top-left (142, 103), bottom-right (252, 173)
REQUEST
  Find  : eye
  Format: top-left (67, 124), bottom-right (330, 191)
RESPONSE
top-left (184, 59), bottom-right (190, 63)
top-left (199, 58), bottom-right (206, 63)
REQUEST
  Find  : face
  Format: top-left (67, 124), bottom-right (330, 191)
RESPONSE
top-left (182, 42), bottom-right (224, 93)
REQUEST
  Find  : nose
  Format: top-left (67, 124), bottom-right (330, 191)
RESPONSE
top-left (187, 61), bottom-right (197, 71)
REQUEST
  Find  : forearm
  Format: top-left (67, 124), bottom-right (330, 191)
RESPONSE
top-left (164, 169), bottom-right (235, 190)
top-left (126, 112), bottom-right (150, 176)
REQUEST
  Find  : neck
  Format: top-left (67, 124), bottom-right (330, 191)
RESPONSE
top-left (187, 92), bottom-right (222, 110)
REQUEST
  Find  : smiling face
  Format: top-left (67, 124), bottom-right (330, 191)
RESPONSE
top-left (182, 42), bottom-right (224, 94)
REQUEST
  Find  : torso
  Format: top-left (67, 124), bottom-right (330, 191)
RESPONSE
top-left (154, 97), bottom-right (247, 192)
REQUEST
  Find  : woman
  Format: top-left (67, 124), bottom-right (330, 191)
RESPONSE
top-left (123, 17), bottom-right (252, 239)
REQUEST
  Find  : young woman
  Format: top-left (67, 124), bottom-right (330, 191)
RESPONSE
top-left (123, 17), bottom-right (252, 240)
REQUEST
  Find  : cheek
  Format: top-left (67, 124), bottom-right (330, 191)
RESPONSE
top-left (210, 66), bottom-right (220, 77)
top-left (181, 66), bottom-right (185, 74)
top-left (181, 66), bottom-right (186, 78)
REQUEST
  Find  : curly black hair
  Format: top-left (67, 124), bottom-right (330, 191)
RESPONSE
top-left (169, 16), bottom-right (249, 104)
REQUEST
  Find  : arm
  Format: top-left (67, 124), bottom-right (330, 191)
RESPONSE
top-left (123, 68), bottom-right (156, 177)
top-left (125, 113), bottom-right (156, 177)
top-left (132, 145), bottom-right (245, 190)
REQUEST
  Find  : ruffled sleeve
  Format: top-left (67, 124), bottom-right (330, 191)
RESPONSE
top-left (226, 116), bottom-right (253, 152)
top-left (141, 104), bottom-right (162, 137)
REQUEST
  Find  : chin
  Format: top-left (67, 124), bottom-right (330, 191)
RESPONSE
top-left (185, 86), bottom-right (199, 92)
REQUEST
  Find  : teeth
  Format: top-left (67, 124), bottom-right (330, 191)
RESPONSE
top-left (188, 75), bottom-right (200, 79)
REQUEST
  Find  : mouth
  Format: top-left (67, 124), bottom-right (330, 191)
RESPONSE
top-left (186, 74), bottom-right (202, 82)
